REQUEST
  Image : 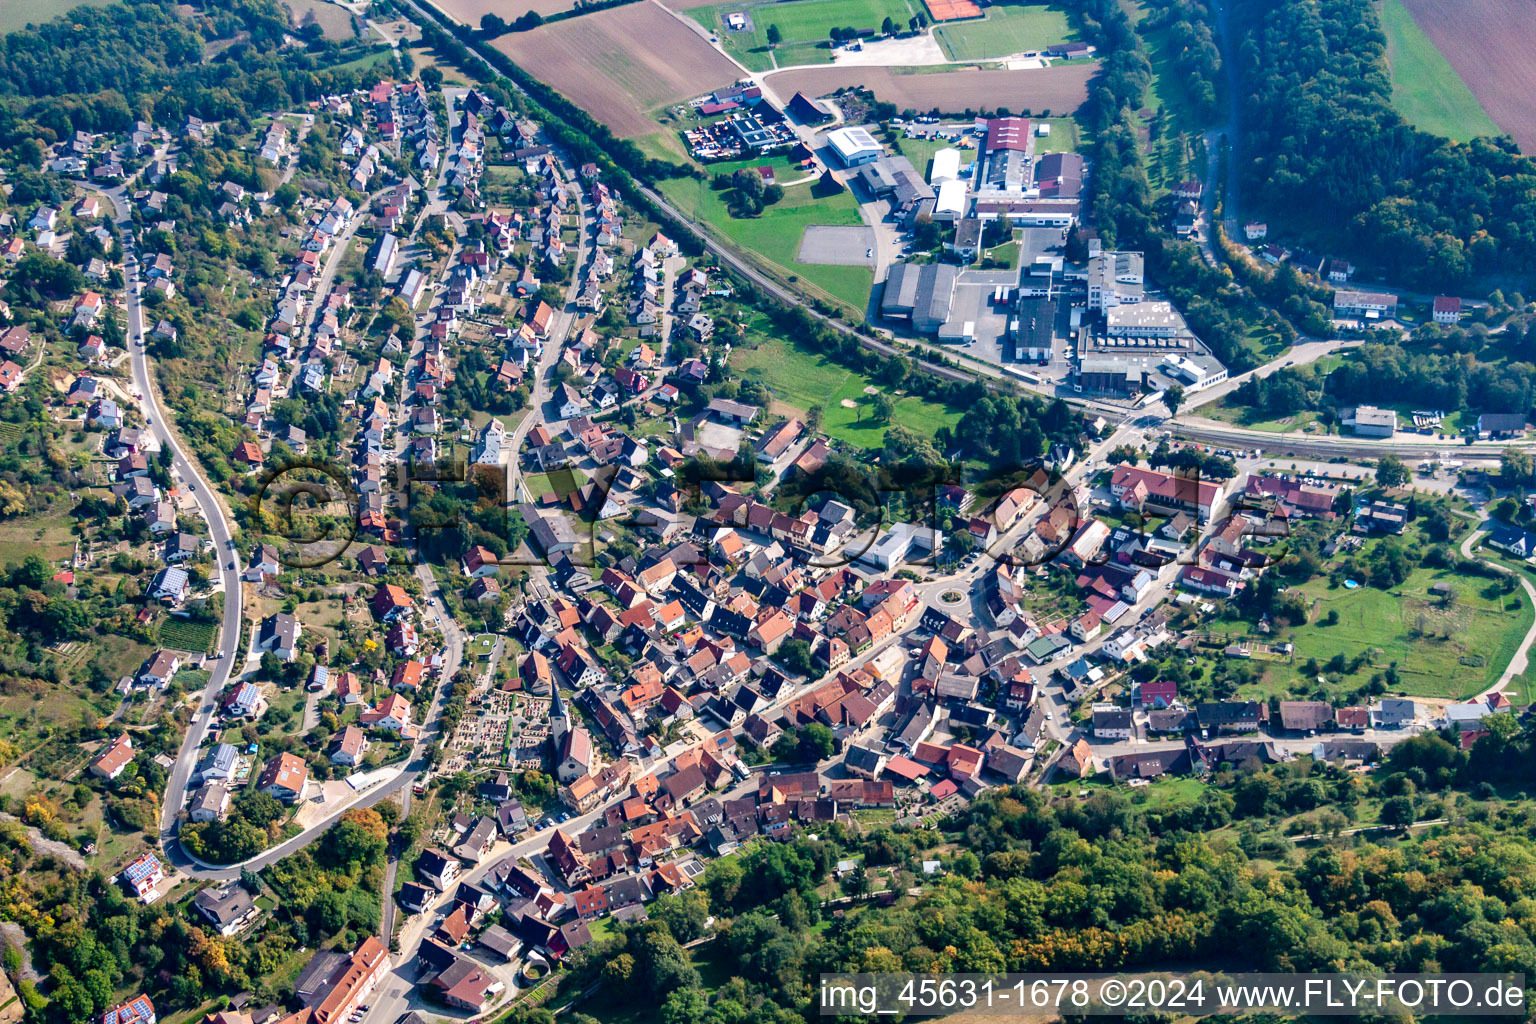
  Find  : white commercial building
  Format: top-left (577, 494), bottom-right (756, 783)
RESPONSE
top-left (929, 147), bottom-right (962, 185)
top-left (935, 179), bottom-right (968, 220)
top-left (856, 522), bottom-right (942, 571)
top-left (825, 126), bottom-right (883, 166)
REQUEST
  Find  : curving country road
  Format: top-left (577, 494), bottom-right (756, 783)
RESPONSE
top-left (91, 180), bottom-right (469, 882)
top-left (88, 184), bottom-right (249, 848)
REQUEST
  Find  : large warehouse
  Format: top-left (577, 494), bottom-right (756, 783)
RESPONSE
top-left (975, 115), bottom-right (1035, 195)
top-left (825, 126), bottom-right (883, 167)
top-left (935, 179), bottom-right (968, 220)
top-left (880, 262), bottom-right (959, 334)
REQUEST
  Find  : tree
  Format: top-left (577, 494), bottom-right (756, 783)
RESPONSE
top-left (660, 989), bottom-right (708, 1024)
top-left (1380, 795), bottom-right (1416, 828)
top-left (420, 67), bottom-right (444, 90)
top-left (1375, 454), bottom-right (1409, 489)
top-left (766, 23), bottom-right (782, 46)
top-left (1163, 383), bottom-right (1185, 420)
top-left (777, 638), bottom-right (814, 676)
top-left (871, 392), bottom-right (895, 423)
top-left (653, 889), bottom-right (710, 942)
top-left (881, 15), bottom-right (897, 34)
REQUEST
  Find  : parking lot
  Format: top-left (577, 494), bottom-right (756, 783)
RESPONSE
top-left (797, 224), bottom-right (877, 265)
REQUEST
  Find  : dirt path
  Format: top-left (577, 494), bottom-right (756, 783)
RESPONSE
top-left (0, 811), bottom-right (87, 869)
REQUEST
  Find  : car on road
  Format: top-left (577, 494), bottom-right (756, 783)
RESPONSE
top-left (865, 247), bottom-right (873, 258)
top-left (228, 561), bottom-right (236, 571)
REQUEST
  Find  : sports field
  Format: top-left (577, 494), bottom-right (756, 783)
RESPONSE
top-left (932, 2), bottom-right (1073, 61)
top-left (1380, 0), bottom-right (1499, 143)
top-left (689, 0), bottom-right (920, 71)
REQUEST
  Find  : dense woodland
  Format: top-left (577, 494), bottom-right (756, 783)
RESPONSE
top-left (0, 0), bottom-right (403, 164)
top-left (1235, 0), bottom-right (1536, 289)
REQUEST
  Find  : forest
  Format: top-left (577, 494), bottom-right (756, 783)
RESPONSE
top-left (1234, 0), bottom-right (1536, 289)
top-left (0, 0), bottom-right (403, 165)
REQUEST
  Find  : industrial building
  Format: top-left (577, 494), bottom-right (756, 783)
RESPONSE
top-left (1014, 296), bottom-right (1058, 362)
top-left (1344, 405), bottom-right (1397, 437)
top-left (1105, 301), bottom-right (1186, 338)
top-left (935, 178), bottom-right (968, 220)
top-left (974, 116), bottom-right (1035, 195)
top-left (1034, 151), bottom-right (1085, 198)
top-left (855, 155), bottom-right (934, 227)
top-left (825, 125), bottom-right (883, 166)
top-left (1078, 355), bottom-right (1147, 396)
top-left (880, 262), bottom-right (959, 334)
top-left (930, 147), bottom-right (962, 184)
top-left (1086, 246), bottom-right (1144, 311)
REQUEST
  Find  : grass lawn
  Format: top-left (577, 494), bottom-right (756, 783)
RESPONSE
top-left (933, 2), bottom-right (1074, 60)
top-left (1063, 774), bottom-right (1207, 806)
top-left (0, 0), bottom-right (109, 35)
top-left (896, 135), bottom-right (953, 179)
top-left (982, 232), bottom-right (1022, 268)
top-left (794, 264), bottom-right (876, 309)
top-left (1201, 402), bottom-right (1323, 434)
top-left (0, 509), bottom-right (78, 565)
top-left (690, 0), bottom-right (918, 71)
top-left (659, 170), bottom-right (873, 310)
top-left (525, 468), bottom-right (588, 499)
top-left (731, 327), bottom-right (960, 449)
top-left (1132, 0), bottom-right (1209, 189)
top-left (1229, 567), bottom-right (1533, 700)
top-left (323, 47), bottom-right (393, 76)
top-left (632, 129), bottom-right (693, 167)
top-left (1380, 0), bottom-right (1500, 143)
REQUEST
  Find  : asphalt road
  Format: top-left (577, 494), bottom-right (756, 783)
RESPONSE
top-left (90, 183), bottom-right (250, 860)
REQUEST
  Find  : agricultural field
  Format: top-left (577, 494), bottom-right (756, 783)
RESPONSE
top-left (1228, 567), bottom-right (1533, 700)
top-left (1380, 0), bottom-right (1500, 143)
top-left (764, 61), bottom-right (1093, 116)
top-left (0, 0), bottom-right (109, 35)
top-left (932, 1), bottom-right (1073, 61)
top-left (687, 0), bottom-right (919, 72)
top-left (658, 160), bottom-right (874, 308)
top-left (158, 618), bottom-right (218, 655)
top-left (1398, 0), bottom-right (1536, 152)
top-left (731, 325), bottom-right (961, 448)
top-left (433, 0), bottom-right (578, 25)
top-left (285, 0), bottom-right (361, 40)
top-left (490, 5), bottom-right (740, 137)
